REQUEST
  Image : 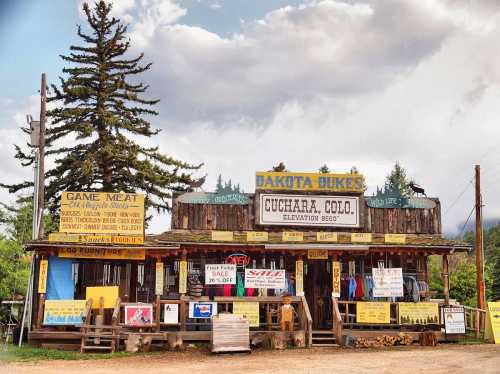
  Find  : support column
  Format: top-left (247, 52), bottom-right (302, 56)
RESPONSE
top-left (442, 254), bottom-right (450, 305)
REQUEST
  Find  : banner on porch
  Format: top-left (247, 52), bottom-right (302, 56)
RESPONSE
top-left (164, 304), bottom-right (179, 324)
top-left (443, 306), bottom-right (466, 334)
top-left (189, 302), bottom-right (218, 318)
top-left (398, 302), bottom-right (439, 325)
top-left (155, 262), bottom-right (164, 295)
top-left (295, 260), bottom-right (304, 296)
top-left (38, 259), bottom-right (48, 294)
top-left (244, 269), bottom-right (286, 289)
top-left (179, 260), bottom-right (187, 294)
top-left (124, 304), bottom-right (153, 326)
top-left (43, 300), bottom-right (86, 325)
top-left (205, 264), bottom-right (236, 285)
top-left (332, 261), bottom-right (341, 298)
top-left (485, 302), bottom-right (500, 344)
top-left (372, 268), bottom-right (404, 297)
top-left (356, 302), bottom-right (391, 324)
top-left (233, 302), bottom-right (259, 327)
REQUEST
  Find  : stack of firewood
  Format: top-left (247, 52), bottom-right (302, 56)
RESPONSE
top-left (355, 333), bottom-right (413, 348)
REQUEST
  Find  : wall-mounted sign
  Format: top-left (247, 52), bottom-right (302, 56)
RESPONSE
top-left (59, 191), bottom-right (145, 236)
top-left (351, 233), bottom-right (372, 243)
top-left (124, 304), bottom-right (153, 326)
top-left (85, 286), bottom-right (119, 309)
top-left (332, 261), bottom-right (341, 298)
top-left (49, 233), bottom-right (144, 245)
top-left (205, 264), bottom-right (236, 285)
top-left (398, 303), bottom-right (439, 325)
top-left (164, 304), bottom-right (179, 324)
top-left (307, 249), bottom-right (328, 260)
top-left (317, 232), bottom-right (338, 242)
top-left (43, 300), bottom-right (86, 325)
top-left (367, 185), bottom-right (436, 209)
top-left (282, 231), bottom-right (304, 241)
top-left (356, 302), bottom-right (391, 324)
top-left (189, 302), bottom-right (218, 318)
top-left (179, 260), bottom-right (187, 294)
top-left (177, 191), bottom-right (249, 205)
top-left (233, 302), bottom-right (259, 327)
top-left (38, 259), bottom-right (48, 294)
top-left (372, 268), bottom-right (403, 297)
top-left (155, 262), bottom-right (164, 295)
top-left (225, 254), bottom-right (251, 268)
top-left (246, 231), bottom-right (268, 242)
top-left (211, 231), bottom-right (234, 241)
top-left (384, 234), bottom-right (406, 244)
top-left (259, 194), bottom-right (360, 227)
top-left (443, 306), bottom-right (466, 334)
top-left (296, 260), bottom-right (304, 296)
top-left (255, 172), bottom-right (365, 192)
top-left (244, 269), bottom-right (286, 289)
top-left (58, 247), bottom-right (145, 260)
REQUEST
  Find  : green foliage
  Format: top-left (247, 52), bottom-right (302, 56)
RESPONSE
top-left (385, 161), bottom-right (415, 197)
top-left (319, 165), bottom-right (330, 173)
top-left (0, 345), bottom-right (134, 362)
top-left (2, 1), bottom-right (201, 218)
top-left (215, 175), bottom-right (242, 194)
top-left (0, 238), bottom-right (29, 301)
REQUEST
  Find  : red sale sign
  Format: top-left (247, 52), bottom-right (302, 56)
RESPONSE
top-left (244, 269), bottom-right (286, 289)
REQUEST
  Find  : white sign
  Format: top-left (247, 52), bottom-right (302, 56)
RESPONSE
top-left (258, 194), bottom-right (359, 227)
top-left (372, 268), bottom-right (403, 297)
top-left (189, 302), bottom-right (218, 318)
top-left (205, 264), bottom-right (236, 285)
top-left (443, 306), bottom-right (466, 334)
top-left (164, 303), bottom-right (179, 324)
top-left (245, 269), bottom-right (286, 289)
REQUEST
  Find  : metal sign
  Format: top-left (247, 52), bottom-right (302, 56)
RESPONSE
top-left (367, 185), bottom-right (436, 209)
top-left (177, 191), bottom-right (249, 205)
top-left (256, 171), bottom-right (365, 192)
top-left (259, 194), bottom-right (360, 227)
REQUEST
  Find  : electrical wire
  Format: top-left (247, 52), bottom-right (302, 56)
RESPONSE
top-left (458, 206), bottom-right (476, 238)
top-left (443, 179), bottom-right (474, 217)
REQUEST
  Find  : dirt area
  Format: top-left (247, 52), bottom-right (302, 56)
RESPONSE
top-left (2, 344), bottom-right (500, 374)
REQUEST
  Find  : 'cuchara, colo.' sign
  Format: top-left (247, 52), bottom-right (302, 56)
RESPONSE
top-left (258, 194), bottom-right (360, 227)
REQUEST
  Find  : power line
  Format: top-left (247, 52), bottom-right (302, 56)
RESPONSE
top-left (458, 205), bottom-right (476, 238)
top-left (443, 178), bottom-right (473, 217)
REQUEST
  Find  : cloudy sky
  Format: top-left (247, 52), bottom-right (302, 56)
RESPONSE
top-left (1, 0), bottom-right (499, 235)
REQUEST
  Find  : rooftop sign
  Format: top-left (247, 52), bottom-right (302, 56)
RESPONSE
top-left (255, 172), bottom-right (364, 193)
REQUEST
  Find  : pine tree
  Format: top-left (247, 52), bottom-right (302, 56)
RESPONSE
top-left (3, 1), bottom-right (200, 217)
top-left (385, 161), bottom-right (415, 197)
top-left (319, 164), bottom-right (330, 173)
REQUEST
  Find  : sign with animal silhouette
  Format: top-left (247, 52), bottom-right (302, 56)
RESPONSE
top-left (398, 303), bottom-right (439, 325)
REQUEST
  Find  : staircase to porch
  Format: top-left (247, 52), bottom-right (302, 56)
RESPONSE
top-left (311, 330), bottom-right (339, 347)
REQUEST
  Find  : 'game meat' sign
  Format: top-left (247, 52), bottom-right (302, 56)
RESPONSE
top-left (258, 194), bottom-right (359, 227)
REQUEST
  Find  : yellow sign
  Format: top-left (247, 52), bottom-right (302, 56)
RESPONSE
top-left (246, 231), bottom-right (268, 242)
top-left (385, 234), bottom-right (406, 244)
top-left (59, 191), bottom-right (144, 236)
top-left (86, 286), bottom-right (119, 309)
top-left (351, 233), bottom-right (372, 243)
top-left (307, 249), bottom-right (328, 260)
top-left (49, 233), bottom-right (144, 245)
top-left (295, 260), bottom-right (304, 296)
top-left (356, 302), bottom-right (391, 324)
top-left (43, 300), bottom-right (87, 325)
top-left (211, 231), bottom-right (234, 241)
top-left (332, 261), bottom-right (341, 298)
top-left (317, 232), bottom-right (338, 242)
top-left (155, 262), bottom-right (164, 296)
top-left (485, 302), bottom-right (500, 344)
top-left (398, 302), bottom-right (439, 324)
top-left (255, 171), bottom-right (365, 192)
top-left (179, 260), bottom-right (187, 294)
top-left (282, 231), bottom-right (303, 242)
top-left (58, 247), bottom-right (145, 260)
top-left (233, 302), bottom-right (260, 327)
top-left (38, 259), bottom-right (48, 294)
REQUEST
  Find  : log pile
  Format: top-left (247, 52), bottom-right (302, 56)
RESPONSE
top-left (355, 333), bottom-right (413, 348)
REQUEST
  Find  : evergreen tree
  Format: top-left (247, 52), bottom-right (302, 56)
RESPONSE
top-left (319, 164), bottom-right (330, 173)
top-left (385, 161), bottom-right (415, 197)
top-left (2, 1), bottom-right (200, 218)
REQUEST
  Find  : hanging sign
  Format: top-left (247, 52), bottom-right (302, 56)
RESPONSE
top-left (384, 234), bottom-right (406, 244)
top-left (295, 260), bottom-right (304, 296)
top-left (164, 303), bottom-right (179, 324)
top-left (485, 302), bottom-right (500, 344)
top-left (179, 260), bottom-right (187, 294)
top-left (255, 171), bottom-right (365, 192)
top-left (86, 286), bottom-right (119, 309)
top-left (177, 191), bottom-right (249, 205)
top-left (189, 302), bottom-right (218, 318)
top-left (225, 254), bottom-right (251, 268)
top-left (155, 262), bottom-right (164, 295)
top-left (49, 233), bottom-right (144, 244)
top-left (317, 232), bottom-right (338, 242)
top-left (282, 232), bottom-right (304, 241)
top-left (205, 264), bottom-right (236, 285)
top-left (244, 269), bottom-right (286, 289)
top-left (372, 268), bottom-right (403, 297)
top-left (38, 259), bottom-right (48, 294)
top-left (43, 300), bottom-right (87, 326)
top-left (59, 191), bottom-right (144, 236)
top-left (443, 306), bottom-right (466, 334)
top-left (259, 194), bottom-right (360, 227)
top-left (211, 231), bottom-right (234, 241)
top-left (58, 247), bottom-right (145, 260)
top-left (356, 302), bottom-right (391, 324)
top-left (307, 249), bottom-right (328, 260)
top-left (124, 304), bottom-right (153, 326)
top-left (332, 261), bottom-right (341, 298)
top-left (233, 302), bottom-right (260, 327)
top-left (398, 302), bottom-right (439, 324)
top-left (246, 231), bottom-right (268, 242)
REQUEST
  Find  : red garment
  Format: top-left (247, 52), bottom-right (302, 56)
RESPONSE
top-left (223, 284), bottom-right (232, 297)
top-left (355, 275), bottom-right (364, 300)
top-left (246, 288), bottom-right (255, 297)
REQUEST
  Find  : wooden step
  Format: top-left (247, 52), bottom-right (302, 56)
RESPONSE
top-left (81, 345), bottom-right (114, 350)
top-left (311, 343), bottom-right (339, 347)
top-left (312, 337), bottom-right (336, 341)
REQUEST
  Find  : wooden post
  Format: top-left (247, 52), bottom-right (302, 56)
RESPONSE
top-left (442, 254), bottom-right (449, 305)
top-left (37, 73), bottom-right (46, 239)
top-left (475, 165), bottom-right (486, 310)
top-left (155, 295), bottom-right (161, 332)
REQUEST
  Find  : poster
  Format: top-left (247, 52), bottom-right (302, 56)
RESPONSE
top-left (259, 194), bottom-right (360, 228)
top-left (332, 261), bottom-right (341, 298)
top-left (485, 302), bottom-right (500, 344)
top-left (372, 268), bottom-right (403, 297)
top-left (205, 264), bottom-right (236, 285)
top-left (38, 259), bottom-right (48, 293)
top-left (356, 302), bottom-right (391, 324)
top-left (85, 286), bottom-right (119, 309)
top-left (233, 302), bottom-right (259, 327)
top-left (59, 247), bottom-right (145, 260)
top-left (124, 304), bottom-right (153, 326)
top-left (244, 269), bottom-right (286, 289)
top-left (189, 302), bottom-right (218, 318)
top-left (59, 191), bottom-right (144, 235)
top-left (295, 260), bottom-right (304, 296)
top-left (179, 260), bottom-right (187, 294)
top-left (164, 304), bottom-right (179, 324)
top-left (443, 306), bottom-right (466, 334)
top-left (398, 302), bottom-right (439, 325)
top-left (155, 262), bottom-right (164, 295)
top-left (43, 300), bottom-right (86, 325)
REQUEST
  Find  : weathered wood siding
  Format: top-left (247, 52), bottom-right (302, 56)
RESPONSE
top-left (171, 195), bottom-right (441, 234)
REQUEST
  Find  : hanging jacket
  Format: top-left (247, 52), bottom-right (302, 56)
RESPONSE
top-left (236, 273), bottom-right (245, 297)
top-left (355, 275), bottom-right (364, 300)
top-left (348, 276), bottom-right (357, 300)
top-left (223, 284), bottom-right (232, 297)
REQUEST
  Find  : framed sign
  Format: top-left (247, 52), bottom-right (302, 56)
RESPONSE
top-left (443, 306), bottom-right (466, 334)
top-left (244, 269), bottom-right (286, 289)
top-left (164, 303), bottom-right (179, 324)
top-left (124, 304), bottom-right (153, 326)
top-left (189, 302), bottom-right (217, 318)
top-left (205, 264), bottom-right (236, 285)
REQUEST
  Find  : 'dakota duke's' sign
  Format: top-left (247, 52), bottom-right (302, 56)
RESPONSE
top-left (244, 269), bottom-right (286, 289)
top-left (258, 194), bottom-right (359, 227)
top-left (255, 172), bottom-right (365, 192)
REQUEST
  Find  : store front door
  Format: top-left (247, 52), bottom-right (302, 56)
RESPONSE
top-left (304, 260), bottom-right (332, 330)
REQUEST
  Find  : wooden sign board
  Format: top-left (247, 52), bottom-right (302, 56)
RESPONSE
top-left (307, 249), bottom-right (328, 260)
top-left (385, 234), bottom-right (406, 244)
top-left (211, 231), bottom-right (234, 241)
top-left (295, 260), bottom-right (304, 296)
top-left (356, 302), bottom-right (390, 324)
top-left (351, 233), bottom-right (372, 243)
top-left (282, 232), bottom-right (303, 242)
top-left (317, 232), bottom-right (338, 242)
top-left (85, 286), bottom-right (119, 309)
top-left (246, 231), bottom-right (268, 242)
top-left (58, 247), bottom-right (145, 260)
top-left (49, 233), bottom-right (144, 245)
top-left (38, 259), bottom-right (48, 294)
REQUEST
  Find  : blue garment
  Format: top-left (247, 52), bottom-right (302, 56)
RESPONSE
top-left (46, 256), bottom-right (74, 300)
top-left (348, 276), bottom-right (357, 300)
top-left (366, 277), bottom-right (374, 301)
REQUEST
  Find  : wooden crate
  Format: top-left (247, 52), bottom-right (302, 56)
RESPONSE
top-left (211, 314), bottom-right (250, 353)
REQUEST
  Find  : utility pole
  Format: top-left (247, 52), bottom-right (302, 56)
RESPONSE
top-left (475, 165), bottom-right (485, 310)
top-left (37, 73), bottom-right (47, 239)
